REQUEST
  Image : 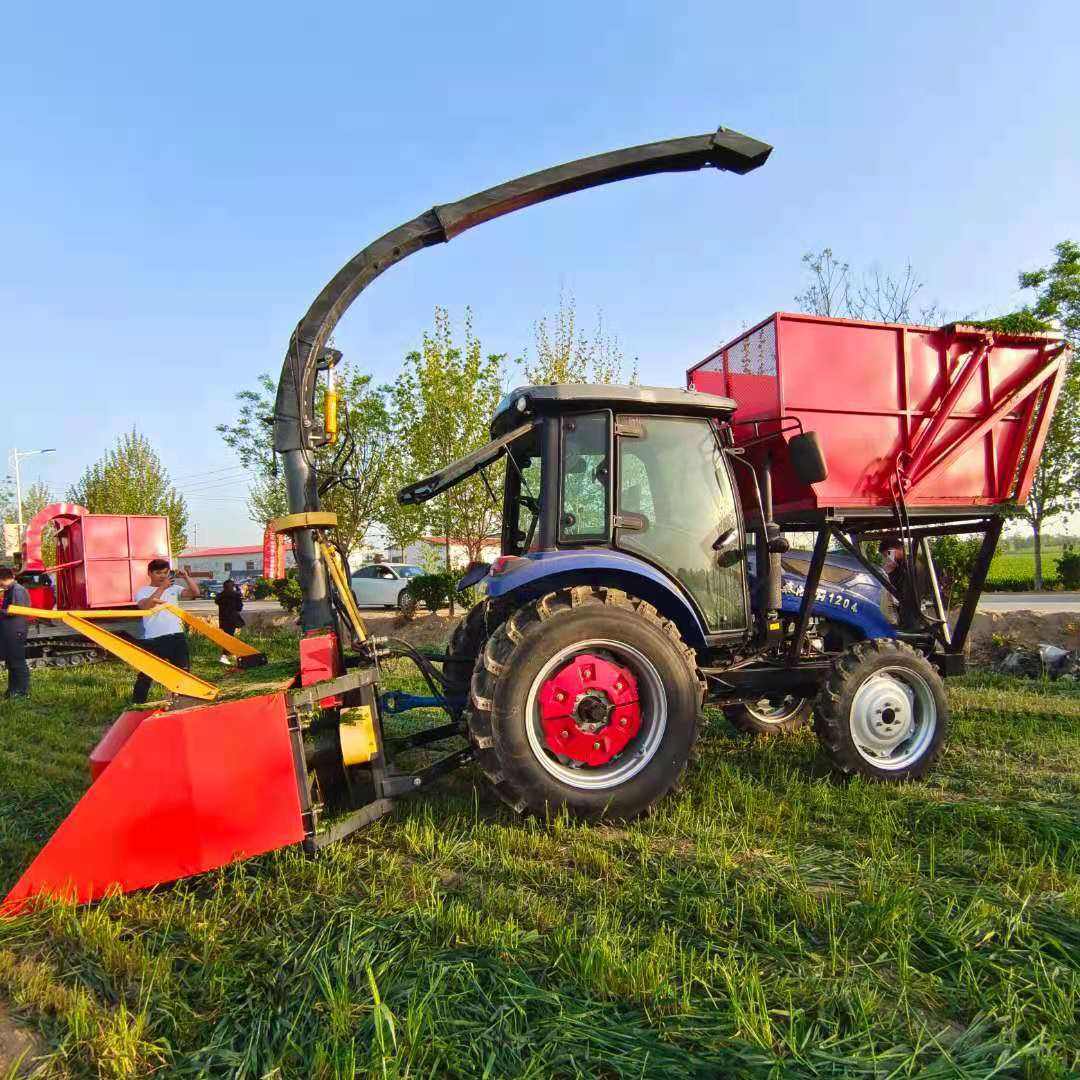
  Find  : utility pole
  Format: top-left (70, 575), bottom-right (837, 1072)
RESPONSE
top-left (8, 448), bottom-right (56, 538)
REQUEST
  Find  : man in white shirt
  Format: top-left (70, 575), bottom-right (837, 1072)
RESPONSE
top-left (132, 558), bottom-right (201, 704)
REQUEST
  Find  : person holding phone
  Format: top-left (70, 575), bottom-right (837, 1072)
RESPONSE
top-left (132, 559), bottom-right (200, 704)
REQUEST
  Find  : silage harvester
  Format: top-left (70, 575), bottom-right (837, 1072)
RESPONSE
top-left (3, 125), bottom-right (1068, 913)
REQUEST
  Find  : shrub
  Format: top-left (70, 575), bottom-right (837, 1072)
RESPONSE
top-left (405, 572), bottom-right (456, 611)
top-left (252, 577), bottom-right (274, 600)
top-left (928, 535), bottom-right (982, 608)
top-left (1056, 546), bottom-right (1080, 590)
top-left (271, 571), bottom-right (303, 614)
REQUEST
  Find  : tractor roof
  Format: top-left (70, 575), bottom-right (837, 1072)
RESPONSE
top-left (491, 384), bottom-right (737, 436)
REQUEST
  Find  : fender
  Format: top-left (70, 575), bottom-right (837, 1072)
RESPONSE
top-left (483, 549), bottom-right (711, 651)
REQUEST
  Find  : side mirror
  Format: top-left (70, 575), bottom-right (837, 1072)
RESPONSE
top-left (789, 431), bottom-right (828, 485)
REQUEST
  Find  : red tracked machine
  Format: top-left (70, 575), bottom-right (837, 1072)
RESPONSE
top-left (16, 503), bottom-right (170, 668)
top-left (3, 126), bottom-right (1068, 914)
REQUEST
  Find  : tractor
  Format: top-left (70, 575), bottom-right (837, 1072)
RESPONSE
top-left (3, 125), bottom-right (1068, 911)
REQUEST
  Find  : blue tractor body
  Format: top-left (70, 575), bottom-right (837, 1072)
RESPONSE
top-left (482, 547), bottom-right (899, 652)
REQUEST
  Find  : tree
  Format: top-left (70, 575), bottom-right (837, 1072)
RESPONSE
top-left (390, 307), bottom-right (505, 613)
top-left (980, 242), bottom-right (1080, 588)
top-left (796, 248), bottom-right (940, 324)
top-left (524, 289), bottom-right (637, 385)
top-left (67, 430), bottom-right (190, 553)
top-left (217, 366), bottom-right (396, 558)
top-left (20, 480), bottom-right (56, 566)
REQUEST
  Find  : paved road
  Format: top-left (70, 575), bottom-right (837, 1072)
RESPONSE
top-left (182, 599), bottom-right (283, 616)
top-left (976, 592), bottom-right (1080, 614)
top-left (183, 594), bottom-right (1080, 618)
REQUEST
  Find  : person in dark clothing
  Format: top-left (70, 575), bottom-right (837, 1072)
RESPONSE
top-left (0, 566), bottom-right (31, 698)
top-left (879, 536), bottom-right (924, 630)
top-left (214, 579), bottom-right (245, 664)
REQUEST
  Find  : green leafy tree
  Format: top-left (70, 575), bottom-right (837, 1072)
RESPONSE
top-left (67, 430), bottom-right (189, 553)
top-left (217, 366), bottom-right (395, 558)
top-left (978, 242), bottom-right (1080, 588)
top-left (390, 307), bottom-right (505, 613)
top-left (524, 289), bottom-right (638, 384)
top-left (20, 480), bottom-right (56, 566)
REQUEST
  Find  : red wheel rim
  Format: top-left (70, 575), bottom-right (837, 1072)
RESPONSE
top-left (536, 652), bottom-right (641, 766)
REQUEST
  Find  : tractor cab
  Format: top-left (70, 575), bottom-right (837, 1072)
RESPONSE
top-left (400, 384), bottom-right (750, 638)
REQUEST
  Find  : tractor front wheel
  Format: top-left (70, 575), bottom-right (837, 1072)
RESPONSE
top-left (468, 587), bottom-right (703, 820)
top-left (814, 639), bottom-right (947, 781)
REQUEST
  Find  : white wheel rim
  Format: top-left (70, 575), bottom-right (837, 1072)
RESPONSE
top-left (524, 638), bottom-right (667, 791)
top-left (747, 695), bottom-right (806, 724)
top-left (849, 666), bottom-right (937, 771)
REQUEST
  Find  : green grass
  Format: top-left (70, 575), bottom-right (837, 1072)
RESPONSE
top-left (1, 633), bottom-right (1078, 1077)
top-left (986, 550), bottom-right (1065, 590)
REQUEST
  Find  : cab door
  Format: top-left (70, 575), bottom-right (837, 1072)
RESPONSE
top-left (614, 415), bottom-right (748, 634)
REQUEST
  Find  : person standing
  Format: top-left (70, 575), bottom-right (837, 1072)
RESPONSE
top-left (214, 579), bottom-right (245, 665)
top-left (0, 567), bottom-right (31, 698)
top-left (132, 559), bottom-right (201, 704)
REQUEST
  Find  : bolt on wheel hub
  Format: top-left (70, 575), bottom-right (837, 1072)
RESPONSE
top-left (537, 653), bottom-right (641, 765)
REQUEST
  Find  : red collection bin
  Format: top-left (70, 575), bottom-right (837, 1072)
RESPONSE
top-left (53, 514), bottom-right (171, 608)
top-left (688, 313), bottom-right (1067, 519)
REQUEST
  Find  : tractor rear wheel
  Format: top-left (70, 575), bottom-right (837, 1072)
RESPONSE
top-left (467, 586), bottom-right (703, 820)
top-left (724, 696), bottom-right (812, 736)
top-left (814, 639), bottom-right (947, 781)
top-left (444, 600), bottom-right (494, 705)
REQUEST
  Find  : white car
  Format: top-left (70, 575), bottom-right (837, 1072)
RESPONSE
top-left (349, 563), bottom-right (424, 609)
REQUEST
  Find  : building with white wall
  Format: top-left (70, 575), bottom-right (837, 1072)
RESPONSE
top-left (177, 544), bottom-right (296, 580)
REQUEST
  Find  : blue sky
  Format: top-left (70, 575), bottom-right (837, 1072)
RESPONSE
top-left (2, 1), bottom-right (1077, 545)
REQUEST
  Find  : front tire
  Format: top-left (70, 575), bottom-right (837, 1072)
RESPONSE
top-left (814, 639), bottom-right (947, 781)
top-left (468, 587), bottom-right (703, 820)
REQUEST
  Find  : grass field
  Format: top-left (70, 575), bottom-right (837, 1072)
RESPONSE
top-left (1, 633), bottom-right (1078, 1078)
top-left (986, 550), bottom-right (1065, 590)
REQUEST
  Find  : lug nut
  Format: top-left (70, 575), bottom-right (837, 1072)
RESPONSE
top-left (619, 717), bottom-right (627, 726)
top-left (561, 729), bottom-right (570, 739)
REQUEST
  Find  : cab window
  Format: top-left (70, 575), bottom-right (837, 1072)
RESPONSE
top-left (560, 412), bottom-right (609, 541)
top-left (616, 416), bottom-right (746, 632)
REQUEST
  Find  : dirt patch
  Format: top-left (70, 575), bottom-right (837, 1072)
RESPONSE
top-left (244, 607), bottom-right (462, 651)
top-left (0, 1003), bottom-right (44, 1077)
top-left (964, 610), bottom-right (1080, 666)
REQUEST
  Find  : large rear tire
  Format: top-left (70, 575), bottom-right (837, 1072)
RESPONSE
top-left (444, 600), bottom-right (495, 704)
top-left (468, 586), bottom-right (703, 820)
top-left (814, 639), bottom-right (948, 781)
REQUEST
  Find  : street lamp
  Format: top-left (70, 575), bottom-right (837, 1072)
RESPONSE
top-left (7, 448), bottom-right (56, 538)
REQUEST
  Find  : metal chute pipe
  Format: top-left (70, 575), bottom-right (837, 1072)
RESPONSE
top-left (273, 125), bottom-right (773, 630)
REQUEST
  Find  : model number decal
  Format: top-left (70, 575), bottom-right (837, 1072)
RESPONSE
top-left (782, 579), bottom-right (859, 614)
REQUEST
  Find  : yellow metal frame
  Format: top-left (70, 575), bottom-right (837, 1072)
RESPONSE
top-left (11, 605), bottom-right (219, 700)
top-left (10, 602), bottom-right (263, 701)
top-left (269, 511), bottom-right (338, 532)
top-left (318, 541), bottom-right (368, 643)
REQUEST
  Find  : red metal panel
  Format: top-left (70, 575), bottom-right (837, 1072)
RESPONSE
top-left (2, 693), bottom-right (305, 912)
top-left (85, 560), bottom-right (137, 607)
top-left (127, 516), bottom-right (170, 559)
top-left (88, 709), bottom-right (161, 781)
top-left (688, 313), bottom-right (1067, 516)
top-left (300, 631), bottom-right (343, 707)
top-left (80, 516), bottom-right (131, 559)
